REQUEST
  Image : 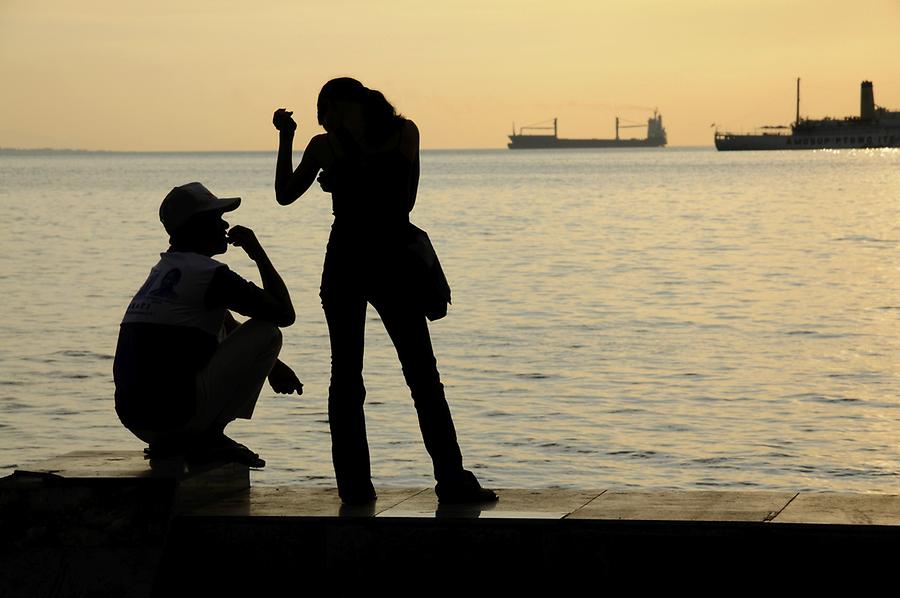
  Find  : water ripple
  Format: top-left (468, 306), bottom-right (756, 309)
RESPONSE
top-left (4, 149), bottom-right (900, 492)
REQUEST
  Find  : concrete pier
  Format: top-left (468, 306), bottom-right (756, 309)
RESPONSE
top-left (3, 451), bottom-right (900, 594)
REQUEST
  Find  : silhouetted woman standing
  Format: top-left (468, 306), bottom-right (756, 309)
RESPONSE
top-left (273, 78), bottom-right (496, 504)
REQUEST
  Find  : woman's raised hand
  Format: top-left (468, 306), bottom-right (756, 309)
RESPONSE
top-left (272, 108), bottom-right (297, 134)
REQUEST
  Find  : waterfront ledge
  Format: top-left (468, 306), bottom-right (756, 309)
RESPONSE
top-left (3, 450), bottom-right (900, 594)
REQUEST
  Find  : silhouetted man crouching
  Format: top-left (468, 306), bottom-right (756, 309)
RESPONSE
top-left (113, 182), bottom-right (302, 466)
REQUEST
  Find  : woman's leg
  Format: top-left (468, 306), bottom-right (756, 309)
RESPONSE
top-left (323, 292), bottom-right (375, 501)
top-left (370, 294), bottom-right (466, 484)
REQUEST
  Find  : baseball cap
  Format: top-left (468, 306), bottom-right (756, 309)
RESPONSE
top-left (159, 182), bottom-right (241, 235)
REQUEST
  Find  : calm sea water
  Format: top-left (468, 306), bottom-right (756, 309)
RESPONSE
top-left (1, 147), bottom-right (899, 492)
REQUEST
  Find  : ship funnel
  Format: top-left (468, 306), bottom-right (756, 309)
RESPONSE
top-left (860, 81), bottom-right (875, 120)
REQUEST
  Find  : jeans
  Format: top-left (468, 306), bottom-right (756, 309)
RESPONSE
top-left (321, 231), bottom-right (465, 498)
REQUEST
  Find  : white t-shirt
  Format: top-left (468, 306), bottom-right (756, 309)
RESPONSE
top-left (122, 251), bottom-right (228, 337)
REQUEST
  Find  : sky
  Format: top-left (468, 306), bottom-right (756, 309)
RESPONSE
top-left (1, 0), bottom-right (899, 150)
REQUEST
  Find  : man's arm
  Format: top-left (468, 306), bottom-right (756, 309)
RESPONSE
top-left (225, 225), bottom-right (295, 327)
top-left (223, 310), bottom-right (241, 334)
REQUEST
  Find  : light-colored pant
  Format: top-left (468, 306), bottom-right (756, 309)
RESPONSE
top-left (131, 319), bottom-right (282, 445)
top-left (189, 319), bottom-right (283, 432)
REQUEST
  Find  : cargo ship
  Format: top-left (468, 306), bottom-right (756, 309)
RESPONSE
top-left (507, 112), bottom-right (667, 149)
top-left (715, 80), bottom-right (900, 151)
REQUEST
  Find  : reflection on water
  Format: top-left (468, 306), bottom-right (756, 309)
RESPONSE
top-left (1, 148), bottom-right (899, 492)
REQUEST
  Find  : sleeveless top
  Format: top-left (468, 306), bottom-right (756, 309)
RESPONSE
top-left (327, 120), bottom-right (417, 247)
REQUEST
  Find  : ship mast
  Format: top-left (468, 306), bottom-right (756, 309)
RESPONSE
top-left (795, 77), bottom-right (801, 125)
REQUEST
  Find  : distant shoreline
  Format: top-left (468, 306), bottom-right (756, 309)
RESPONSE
top-left (1, 146), bottom-right (709, 155)
top-left (0, 147), bottom-right (115, 155)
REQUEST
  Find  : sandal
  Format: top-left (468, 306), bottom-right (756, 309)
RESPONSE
top-left (188, 434), bottom-right (266, 468)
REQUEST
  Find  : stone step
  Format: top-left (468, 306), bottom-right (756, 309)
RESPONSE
top-left (5, 451), bottom-right (900, 593)
top-left (1, 451), bottom-right (249, 598)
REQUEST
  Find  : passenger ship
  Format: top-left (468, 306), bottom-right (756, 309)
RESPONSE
top-left (714, 80), bottom-right (900, 151)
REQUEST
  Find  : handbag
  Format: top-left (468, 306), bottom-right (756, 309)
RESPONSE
top-left (406, 223), bottom-right (451, 321)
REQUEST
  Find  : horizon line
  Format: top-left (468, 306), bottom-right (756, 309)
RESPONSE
top-left (1, 144), bottom-right (709, 154)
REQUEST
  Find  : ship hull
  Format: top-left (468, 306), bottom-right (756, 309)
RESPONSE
top-left (508, 136), bottom-right (666, 149)
top-left (715, 129), bottom-right (900, 151)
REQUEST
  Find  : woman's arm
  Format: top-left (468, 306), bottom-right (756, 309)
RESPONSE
top-left (273, 109), bottom-right (325, 205)
top-left (400, 120), bottom-right (420, 212)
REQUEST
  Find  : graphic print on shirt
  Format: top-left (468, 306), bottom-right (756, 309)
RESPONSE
top-left (133, 271), bottom-right (161, 300)
top-left (127, 267), bottom-right (182, 316)
top-left (122, 253), bottom-right (225, 336)
top-left (148, 268), bottom-right (182, 299)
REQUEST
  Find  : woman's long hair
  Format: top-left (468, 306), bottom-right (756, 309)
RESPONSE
top-left (318, 77), bottom-right (403, 145)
